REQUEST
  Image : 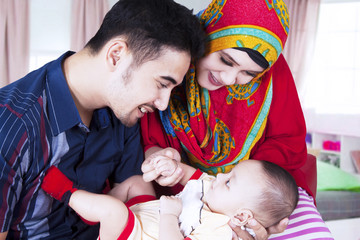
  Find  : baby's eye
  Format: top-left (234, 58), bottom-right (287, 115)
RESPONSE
top-left (226, 180), bottom-right (230, 187)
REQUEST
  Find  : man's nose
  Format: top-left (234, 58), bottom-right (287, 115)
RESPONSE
top-left (154, 91), bottom-right (171, 111)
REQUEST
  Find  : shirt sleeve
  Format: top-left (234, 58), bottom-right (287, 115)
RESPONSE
top-left (0, 110), bottom-right (29, 232)
top-left (250, 54), bottom-right (311, 196)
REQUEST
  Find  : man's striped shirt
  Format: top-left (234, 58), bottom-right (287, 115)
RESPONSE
top-left (0, 52), bottom-right (143, 239)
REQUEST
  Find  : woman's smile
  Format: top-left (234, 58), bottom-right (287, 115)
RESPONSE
top-left (208, 72), bottom-right (223, 87)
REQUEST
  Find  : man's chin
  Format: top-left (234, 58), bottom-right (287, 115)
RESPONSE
top-left (120, 118), bottom-right (139, 128)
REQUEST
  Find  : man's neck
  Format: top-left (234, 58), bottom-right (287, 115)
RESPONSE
top-left (62, 50), bottom-right (103, 127)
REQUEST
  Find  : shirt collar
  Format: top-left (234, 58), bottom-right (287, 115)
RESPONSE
top-left (45, 51), bottom-right (82, 135)
top-left (45, 51), bottom-right (113, 135)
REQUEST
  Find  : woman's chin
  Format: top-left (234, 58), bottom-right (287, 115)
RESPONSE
top-left (198, 81), bottom-right (222, 91)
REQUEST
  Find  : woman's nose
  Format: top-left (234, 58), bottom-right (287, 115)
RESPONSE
top-left (220, 70), bottom-right (237, 86)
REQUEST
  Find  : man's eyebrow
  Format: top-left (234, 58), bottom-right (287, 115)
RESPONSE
top-left (161, 76), bottom-right (177, 85)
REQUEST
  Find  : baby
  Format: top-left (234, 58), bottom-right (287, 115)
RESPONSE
top-left (41, 158), bottom-right (298, 240)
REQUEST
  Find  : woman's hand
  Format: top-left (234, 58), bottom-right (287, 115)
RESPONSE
top-left (229, 218), bottom-right (289, 240)
top-left (142, 147), bottom-right (184, 186)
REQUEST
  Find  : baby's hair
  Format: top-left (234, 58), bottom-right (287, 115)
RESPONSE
top-left (255, 161), bottom-right (299, 228)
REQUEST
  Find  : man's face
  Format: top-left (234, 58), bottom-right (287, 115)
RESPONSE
top-left (105, 48), bottom-right (191, 127)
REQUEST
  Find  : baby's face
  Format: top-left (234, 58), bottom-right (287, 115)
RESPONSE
top-left (204, 160), bottom-right (265, 217)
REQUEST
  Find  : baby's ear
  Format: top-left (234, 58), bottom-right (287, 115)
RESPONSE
top-left (230, 209), bottom-right (253, 227)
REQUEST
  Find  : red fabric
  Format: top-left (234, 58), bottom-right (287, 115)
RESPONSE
top-left (140, 55), bottom-right (310, 197)
top-left (98, 208), bottom-right (135, 240)
top-left (199, 0), bottom-right (289, 68)
top-left (189, 169), bottom-right (204, 181)
top-left (141, 110), bottom-right (177, 153)
top-left (162, 68), bottom-right (273, 174)
top-left (116, 208), bottom-right (135, 240)
top-left (144, 169), bottom-right (205, 197)
top-left (249, 55), bottom-right (309, 196)
top-left (125, 195), bottom-right (157, 208)
top-left (140, 0), bottom-right (310, 196)
top-left (41, 166), bottom-right (78, 201)
top-left (303, 154), bottom-right (317, 200)
top-left (201, 0), bottom-right (289, 49)
top-left (100, 207), bottom-right (134, 240)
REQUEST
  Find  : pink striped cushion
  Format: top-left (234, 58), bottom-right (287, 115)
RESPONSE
top-left (269, 188), bottom-right (334, 240)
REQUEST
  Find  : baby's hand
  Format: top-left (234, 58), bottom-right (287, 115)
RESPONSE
top-left (142, 148), bottom-right (184, 186)
top-left (142, 149), bottom-right (172, 182)
top-left (154, 155), bottom-right (178, 177)
top-left (160, 195), bottom-right (182, 217)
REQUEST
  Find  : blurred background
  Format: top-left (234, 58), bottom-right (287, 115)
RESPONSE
top-left (1, 0), bottom-right (360, 239)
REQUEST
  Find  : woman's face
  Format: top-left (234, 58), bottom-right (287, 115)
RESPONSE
top-left (196, 48), bottom-right (266, 91)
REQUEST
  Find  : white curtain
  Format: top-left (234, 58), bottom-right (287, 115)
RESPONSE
top-left (0, 0), bottom-right (29, 88)
top-left (71, 0), bottom-right (109, 52)
top-left (282, 0), bottom-right (321, 99)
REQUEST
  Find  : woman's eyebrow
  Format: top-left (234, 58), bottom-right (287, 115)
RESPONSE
top-left (248, 69), bottom-right (264, 75)
top-left (222, 51), bottom-right (264, 74)
top-left (222, 51), bottom-right (239, 66)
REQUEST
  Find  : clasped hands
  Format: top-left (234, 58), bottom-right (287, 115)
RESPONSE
top-left (142, 147), bottom-right (184, 186)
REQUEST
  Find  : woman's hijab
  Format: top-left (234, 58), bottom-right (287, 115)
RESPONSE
top-left (160, 0), bottom-right (290, 174)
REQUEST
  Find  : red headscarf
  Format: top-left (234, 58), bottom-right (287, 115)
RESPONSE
top-left (200, 0), bottom-right (289, 68)
top-left (157, 0), bottom-right (291, 174)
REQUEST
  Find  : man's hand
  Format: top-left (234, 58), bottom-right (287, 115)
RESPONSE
top-left (142, 147), bottom-right (184, 186)
top-left (229, 217), bottom-right (289, 240)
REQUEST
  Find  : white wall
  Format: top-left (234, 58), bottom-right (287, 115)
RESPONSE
top-left (29, 0), bottom-right (210, 65)
top-left (109, 0), bottom-right (211, 13)
top-left (305, 109), bottom-right (360, 137)
top-left (30, 0), bottom-right (71, 53)
top-left (174, 0), bottom-right (211, 13)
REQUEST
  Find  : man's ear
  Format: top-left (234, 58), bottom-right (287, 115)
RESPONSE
top-left (106, 39), bottom-right (128, 70)
top-left (230, 209), bottom-right (253, 227)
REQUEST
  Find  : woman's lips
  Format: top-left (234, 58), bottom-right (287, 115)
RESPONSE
top-left (208, 72), bottom-right (223, 87)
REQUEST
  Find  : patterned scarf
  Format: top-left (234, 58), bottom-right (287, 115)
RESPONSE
top-left (160, 0), bottom-right (289, 174)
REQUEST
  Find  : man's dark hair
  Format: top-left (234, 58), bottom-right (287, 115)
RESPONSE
top-left (85, 0), bottom-right (205, 66)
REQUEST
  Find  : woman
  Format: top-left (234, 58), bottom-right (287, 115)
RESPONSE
top-left (141, 0), bottom-right (333, 239)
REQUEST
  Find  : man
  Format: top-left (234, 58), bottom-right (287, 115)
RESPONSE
top-left (0, 0), bottom-right (205, 239)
